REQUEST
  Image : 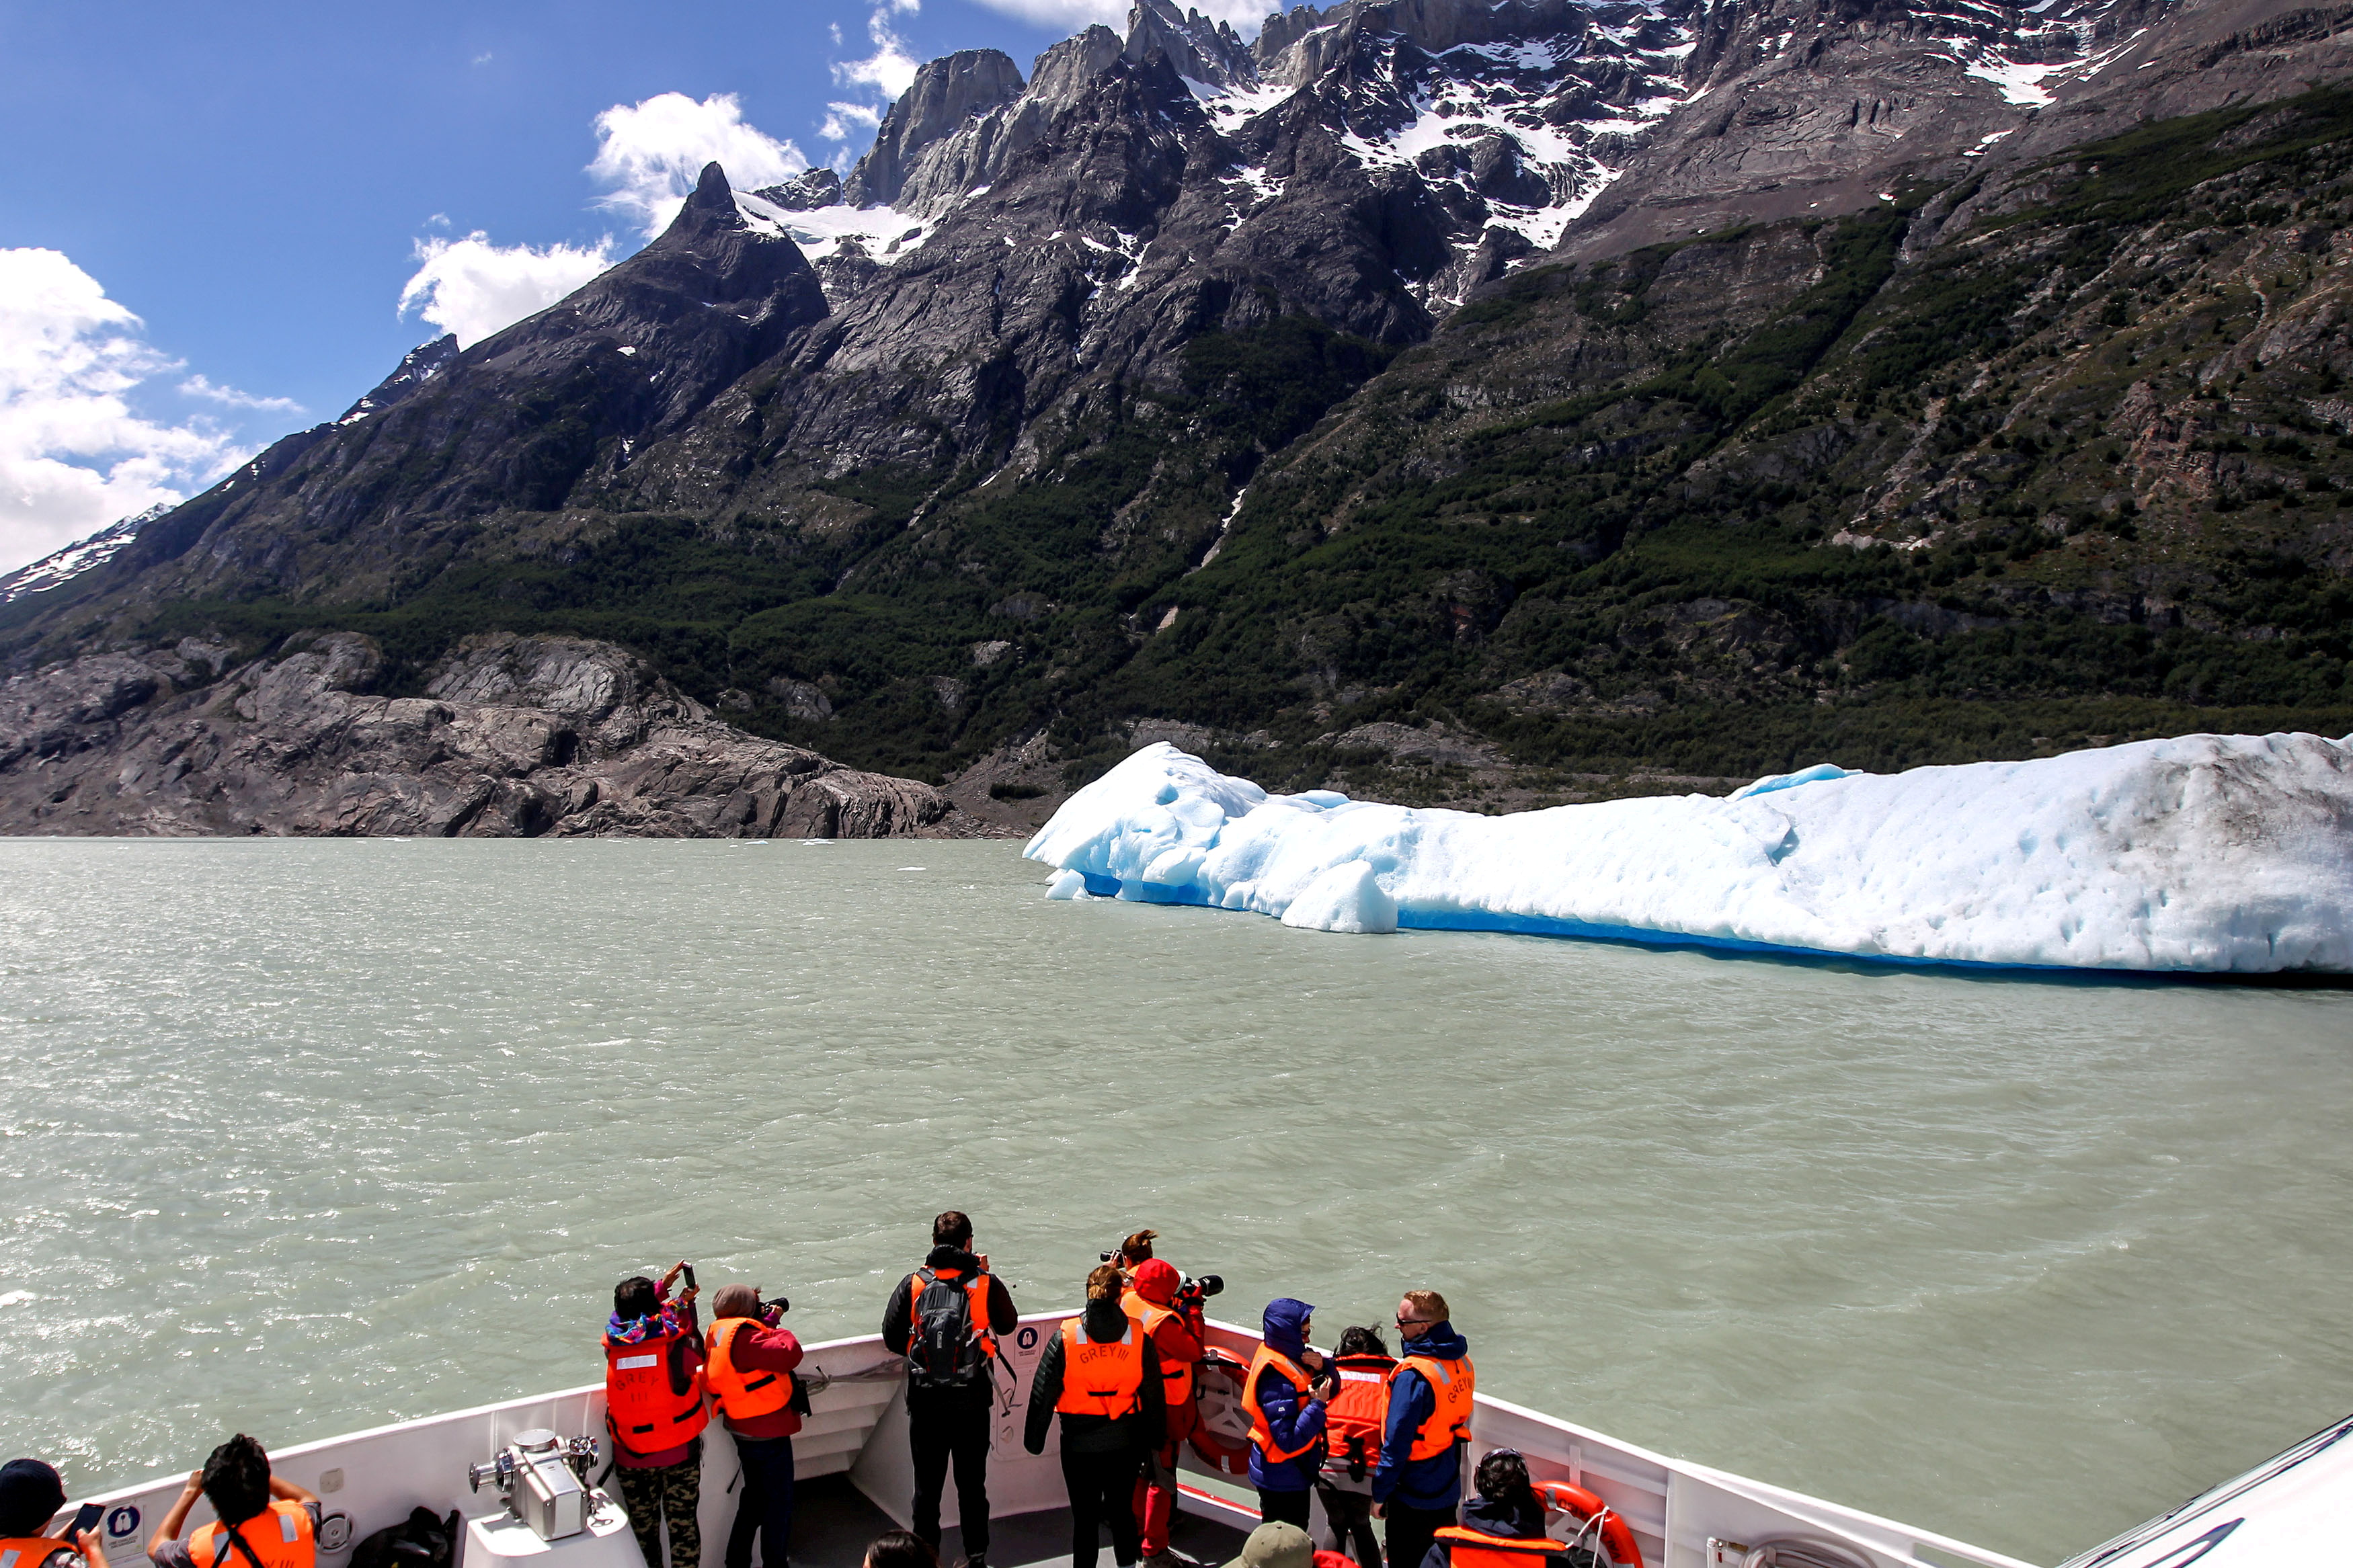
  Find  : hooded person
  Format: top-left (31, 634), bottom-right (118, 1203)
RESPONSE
top-left (1373, 1291), bottom-right (1474, 1568)
top-left (1121, 1258), bottom-right (1204, 1566)
top-left (1024, 1264), bottom-right (1167, 1568)
top-left (1419, 1451), bottom-right (1575, 1568)
top-left (1244, 1298), bottom-right (1329, 1530)
top-left (1, 1460), bottom-right (102, 1568)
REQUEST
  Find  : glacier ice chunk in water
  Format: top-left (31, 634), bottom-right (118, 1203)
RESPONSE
top-left (1023, 736), bottom-right (2353, 973)
top-left (1279, 862), bottom-right (1399, 934)
top-left (1045, 868), bottom-right (1090, 900)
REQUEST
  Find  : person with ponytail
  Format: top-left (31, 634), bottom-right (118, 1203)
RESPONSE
top-left (1023, 1265), bottom-right (1166, 1568)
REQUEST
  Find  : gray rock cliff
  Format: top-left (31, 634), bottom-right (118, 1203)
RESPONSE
top-left (0, 633), bottom-right (951, 838)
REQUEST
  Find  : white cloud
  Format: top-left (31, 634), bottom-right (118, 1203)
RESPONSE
top-left (832, 9), bottom-right (921, 99)
top-left (964, 0), bottom-right (1278, 32)
top-left (180, 374), bottom-right (303, 414)
top-left (0, 248), bottom-right (254, 575)
top-left (820, 101), bottom-right (883, 142)
top-left (397, 232), bottom-right (616, 350)
top-left (588, 91), bottom-right (809, 238)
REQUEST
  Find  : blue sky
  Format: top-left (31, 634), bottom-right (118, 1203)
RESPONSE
top-left (0, 0), bottom-right (1285, 573)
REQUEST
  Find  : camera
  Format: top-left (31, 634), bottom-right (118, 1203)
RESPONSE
top-left (1176, 1273), bottom-right (1224, 1307)
top-left (760, 1294), bottom-right (791, 1326)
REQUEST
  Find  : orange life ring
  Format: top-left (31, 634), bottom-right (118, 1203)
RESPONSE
top-left (1534, 1480), bottom-right (1644, 1568)
top-left (1186, 1349), bottom-right (1254, 1477)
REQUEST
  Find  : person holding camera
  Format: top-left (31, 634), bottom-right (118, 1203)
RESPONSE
top-left (1023, 1265), bottom-right (1166, 1568)
top-left (145, 1435), bottom-right (321, 1568)
top-left (604, 1264), bottom-right (708, 1568)
top-left (707, 1284), bottom-right (805, 1568)
top-left (1119, 1257), bottom-right (1203, 1567)
top-left (1244, 1299), bottom-right (1329, 1530)
top-left (1, 1459), bottom-right (108, 1568)
top-left (881, 1212), bottom-right (1017, 1568)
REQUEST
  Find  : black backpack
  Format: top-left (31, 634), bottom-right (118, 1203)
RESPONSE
top-left (905, 1268), bottom-right (989, 1391)
top-left (350, 1510), bottom-right (459, 1568)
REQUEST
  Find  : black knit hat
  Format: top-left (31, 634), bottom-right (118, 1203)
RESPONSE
top-left (0, 1458), bottom-right (66, 1537)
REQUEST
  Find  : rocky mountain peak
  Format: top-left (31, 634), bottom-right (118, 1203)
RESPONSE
top-left (758, 167), bottom-right (846, 210)
top-left (1126, 0), bottom-right (1259, 89)
top-left (846, 48), bottom-right (1029, 208)
top-left (335, 333), bottom-right (458, 426)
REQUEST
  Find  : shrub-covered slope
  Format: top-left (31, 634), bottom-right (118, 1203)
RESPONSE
top-left (11, 75), bottom-right (2353, 803)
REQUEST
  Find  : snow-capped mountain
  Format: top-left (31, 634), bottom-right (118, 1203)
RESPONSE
top-left (9, 0), bottom-right (2351, 824)
top-left (756, 0), bottom-right (2196, 319)
top-left (0, 505), bottom-right (169, 606)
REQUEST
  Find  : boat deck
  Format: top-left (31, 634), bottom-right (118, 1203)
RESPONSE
top-left (784, 1476), bottom-right (1248, 1568)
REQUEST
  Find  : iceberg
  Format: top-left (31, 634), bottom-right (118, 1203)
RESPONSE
top-left (1023, 735), bottom-right (2353, 973)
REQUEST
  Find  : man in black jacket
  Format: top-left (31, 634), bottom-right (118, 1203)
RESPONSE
top-left (880, 1212), bottom-right (1019, 1568)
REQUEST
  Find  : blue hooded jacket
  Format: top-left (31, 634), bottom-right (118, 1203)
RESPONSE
top-left (1248, 1298), bottom-right (1328, 1491)
top-left (1372, 1319), bottom-right (1471, 1508)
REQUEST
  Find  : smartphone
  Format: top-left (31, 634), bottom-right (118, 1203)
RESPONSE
top-left (66, 1503), bottom-right (103, 1539)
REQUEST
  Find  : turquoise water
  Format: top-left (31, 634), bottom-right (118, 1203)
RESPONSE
top-left (1, 837), bottom-right (2348, 1564)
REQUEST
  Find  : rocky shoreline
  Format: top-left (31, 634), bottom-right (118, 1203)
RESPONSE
top-left (0, 633), bottom-right (964, 838)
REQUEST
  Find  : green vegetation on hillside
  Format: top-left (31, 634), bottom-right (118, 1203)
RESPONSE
top-left (89, 87), bottom-right (2353, 789)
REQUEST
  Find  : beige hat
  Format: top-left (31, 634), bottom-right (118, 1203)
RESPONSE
top-left (1222, 1521), bottom-right (1313, 1568)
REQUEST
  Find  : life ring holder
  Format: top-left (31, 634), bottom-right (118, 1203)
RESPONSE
top-left (1186, 1348), bottom-right (1254, 1477)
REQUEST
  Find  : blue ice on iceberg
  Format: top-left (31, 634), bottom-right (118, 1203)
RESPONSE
top-left (1023, 736), bottom-right (2353, 973)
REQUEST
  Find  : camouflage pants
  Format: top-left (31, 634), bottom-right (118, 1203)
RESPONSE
top-left (615, 1450), bottom-right (702, 1568)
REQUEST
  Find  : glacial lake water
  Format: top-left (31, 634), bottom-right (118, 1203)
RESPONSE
top-left (1, 837), bottom-right (2348, 1565)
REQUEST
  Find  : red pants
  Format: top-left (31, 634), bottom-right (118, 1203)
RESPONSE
top-left (1132, 1442), bottom-right (1178, 1555)
top-left (1131, 1407), bottom-right (1196, 1555)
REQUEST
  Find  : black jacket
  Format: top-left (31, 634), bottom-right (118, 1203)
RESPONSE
top-left (1023, 1298), bottom-right (1168, 1455)
top-left (1419, 1496), bottom-right (1573, 1568)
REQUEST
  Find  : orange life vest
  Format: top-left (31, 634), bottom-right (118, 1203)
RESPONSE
top-left (1121, 1288), bottom-right (1198, 1408)
top-left (1433, 1526), bottom-right (1561, 1568)
top-left (1054, 1314), bottom-right (1148, 1418)
top-left (1321, 1354), bottom-right (1396, 1477)
top-left (0, 1538), bottom-right (77, 1568)
top-left (706, 1315), bottom-right (793, 1422)
top-left (1244, 1344), bottom-right (1324, 1466)
top-left (1392, 1352), bottom-right (1475, 1462)
top-left (604, 1326), bottom-right (711, 1454)
top-left (188, 1503), bottom-right (315, 1568)
top-left (904, 1268), bottom-right (998, 1360)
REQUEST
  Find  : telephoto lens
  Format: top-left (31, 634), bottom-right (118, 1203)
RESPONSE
top-left (1193, 1273), bottom-right (1224, 1296)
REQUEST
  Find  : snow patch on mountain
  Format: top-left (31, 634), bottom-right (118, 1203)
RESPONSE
top-left (742, 190), bottom-right (932, 264)
top-left (0, 504), bottom-right (165, 604)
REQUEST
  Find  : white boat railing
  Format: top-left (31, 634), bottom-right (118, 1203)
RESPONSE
top-left (51, 1314), bottom-right (2080, 1568)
